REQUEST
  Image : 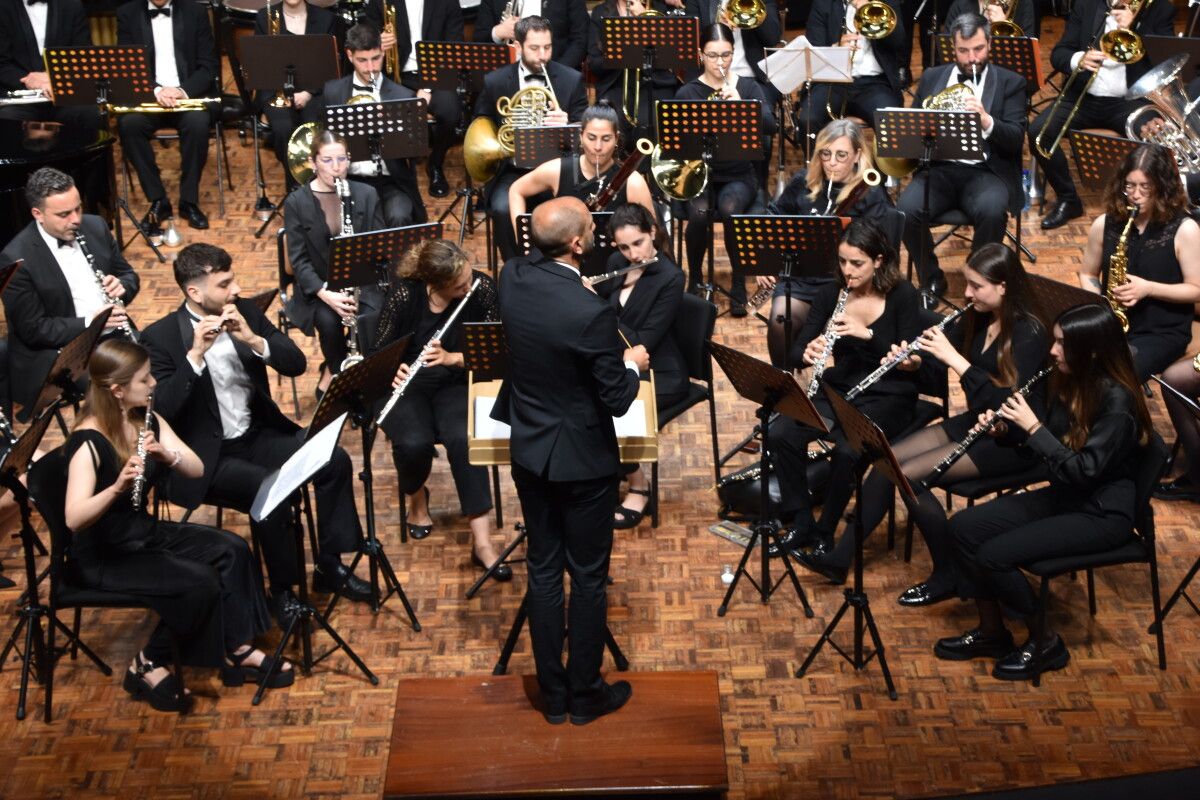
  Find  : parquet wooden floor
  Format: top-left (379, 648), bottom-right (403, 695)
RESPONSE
top-left (1, 14), bottom-right (1199, 800)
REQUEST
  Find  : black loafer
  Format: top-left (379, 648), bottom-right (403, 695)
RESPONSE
top-left (407, 522), bottom-right (433, 540)
top-left (568, 680), bottom-right (632, 725)
top-left (427, 164), bottom-right (449, 198)
top-left (140, 198), bottom-right (171, 234)
top-left (897, 581), bottom-right (955, 607)
top-left (730, 301), bottom-right (748, 318)
top-left (312, 562), bottom-right (373, 603)
top-left (792, 547), bottom-right (848, 585)
top-left (933, 627), bottom-right (1015, 661)
top-left (1154, 476), bottom-right (1200, 502)
top-left (471, 550), bottom-right (513, 581)
top-left (922, 274), bottom-right (947, 309)
top-left (1040, 199), bottom-right (1083, 230)
top-left (993, 635), bottom-right (1070, 681)
top-left (179, 201), bottom-right (210, 229)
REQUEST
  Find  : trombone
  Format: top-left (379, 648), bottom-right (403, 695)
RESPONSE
top-left (621, 7), bottom-right (664, 128)
top-left (1033, 0), bottom-right (1152, 159)
top-left (383, 2), bottom-right (401, 82)
top-left (826, 1), bottom-right (896, 120)
top-left (267, 3), bottom-right (290, 109)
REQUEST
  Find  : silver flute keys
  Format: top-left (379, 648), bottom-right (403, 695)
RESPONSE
top-left (77, 230), bottom-right (136, 341)
top-left (586, 256), bottom-right (660, 286)
top-left (845, 302), bottom-right (974, 400)
top-left (806, 289), bottom-right (849, 398)
top-left (131, 394), bottom-right (153, 512)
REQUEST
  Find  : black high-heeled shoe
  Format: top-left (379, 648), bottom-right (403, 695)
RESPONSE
top-left (221, 647), bottom-right (295, 688)
top-left (614, 488), bottom-right (653, 529)
top-left (471, 549), bottom-right (513, 581)
top-left (122, 652), bottom-right (191, 713)
top-left (407, 486), bottom-right (433, 540)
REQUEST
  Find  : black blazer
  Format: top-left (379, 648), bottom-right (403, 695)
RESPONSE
top-left (913, 62), bottom-right (1027, 213)
top-left (0, 0), bottom-right (91, 92)
top-left (769, 167), bottom-right (893, 218)
top-left (282, 180), bottom-right (385, 334)
top-left (586, 1), bottom-right (678, 100)
top-left (494, 253), bottom-right (640, 481)
top-left (473, 60), bottom-right (588, 126)
top-left (116, 0), bottom-right (219, 100)
top-left (1, 215), bottom-right (139, 411)
top-left (1050, 0), bottom-right (1175, 88)
top-left (473, 0), bottom-right (590, 69)
top-left (251, 4), bottom-right (338, 110)
top-left (141, 299), bottom-right (307, 509)
top-left (318, 73), bottom-right (428, 223)
top-left (944, 0), bottom-right (1036, 39)
top-left (682, 0), bottom-right (784, 85)
top-left (363, 0), bottom-right (466, 70)
top-left (805, 0), bottom-right (907, 92)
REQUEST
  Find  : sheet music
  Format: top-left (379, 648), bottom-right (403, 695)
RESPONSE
top-left (472, 397), bottom-right (648, 439)
top-left (251, 412), bottom-right (349, 521)
top-left (613, 399), bottom-right (647, 438)
top-left (759, 38), bottom-right (854, 94)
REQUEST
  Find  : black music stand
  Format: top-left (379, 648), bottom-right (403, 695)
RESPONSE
top-left (876, 107), bottom-right (982, 292)
top-left (1069, 130), bottom-right (1139, 195)
top-left (43, 45), bottom-right (164, 260)
top-left (989, 36), bottom-right (1043, 95)
top-left (794, 386), bottom-right (906, 700)
top-left (418, 41), bottom-right (511, 246)
top-left (708, 341), bottom-right (819, 617)
top-left (514, 211), bottom-right (615, 277)
top-left (324, 98), bottom-right (430, 179)
top-left (25, 307), bottom-right (114, 429)
top-left (727, 215), bottom-right (842, 370)
top-left (239, 33), bottom-right (340, 229)
top-left (599, 15), bottom-right (698, 138)
top-left (1025, 273), bottom-right (1107, 333)
top-left (511, 125), bottom-right (580, 170)
top-left (655, 99), bottom-right (763, 309)
top-left (248, 287), bottom-right (281, 317)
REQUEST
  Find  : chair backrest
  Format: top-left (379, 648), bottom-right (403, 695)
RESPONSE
top-left (672, 291), bottom-right (717, 384)
top-left (1133, 431), bottom-right (1170, 539)
top-left (26, 446), bottom-right (72, 585)
top-left (277, 226), bottom-right (294, 287)
top-left (881, 206), bottom-right (905, 253)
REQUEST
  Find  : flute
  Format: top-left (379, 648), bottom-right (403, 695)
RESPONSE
top-left (586, 255), bottom-right (660, 286)
top-left (131, 394), bottom-right (153, 512)
top-left (845, 302), bottom-right (973, 400)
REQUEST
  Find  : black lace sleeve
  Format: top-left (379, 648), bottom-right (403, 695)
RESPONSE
top-left (372, 277), bottom-right (421, 352)
top-left (469, 270), bottom-right (500, 323)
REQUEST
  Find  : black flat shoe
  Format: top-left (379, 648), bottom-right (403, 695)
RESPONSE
top-left (933, 627), bottom-right (1015, 661)
top-left (123, 652), bottom-right (191, 713)
top-left (312, 562), bottom-right (373, 602)
top-left (179, 201), bottom-right (210, 230)
top-left (767, 524), bottom-right (816, 558)
top-left (729, 301), bottom-right (748, 318)
top-left (270, 588), bottom-right (301, 632)
top-left (613, 488), bottom-right (652, 529)
top-left (1154, 476), bottom-right (1200, 502)
top-left (407, 522), bottom-right (433, 540)
top-left (569, 680), bottom-right (632, 725)
top-left (221, 648), bottom-right (294, 689)
top-left (992, 635), bottom-right (1070, 681)
top-left (0, 572), bottom-right (14, 590)
top-left (792, 546), bottom-right (847, 585)
top-left (1040, 198), bottom-right (1083, 230)
top-left (897, 581), bottom-right (955, 607)
top-left (471, 550), bottom-right (513, 581)
top-left (427, 164), bottom-right (449, 198)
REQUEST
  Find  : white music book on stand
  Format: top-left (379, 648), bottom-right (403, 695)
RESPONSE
top-left (251, 412), bottom-right (349, 522)
top-left (760, 37), bottom-right (855, 95)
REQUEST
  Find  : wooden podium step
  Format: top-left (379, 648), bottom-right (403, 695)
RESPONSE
top-left (385, 671), bottom-right (728, 799)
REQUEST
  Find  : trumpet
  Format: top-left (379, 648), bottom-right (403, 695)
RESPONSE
top-left (77, 231), bottom-right (137, 341)
top-left (131, 394), bottom-right (153, 512)
top-left (719, 0), bottom-right (767, 29)
top-left (334, 178), bottom-right (364, 370)
top-left (109, 97), bottom-right (222, 114)
top-left (383, 3), bottom-right (401, 80)
top-left (806, 288), bottom-right (849, 398)
top-left (828, 1), bottom-right (897, 120)
top-left (845, 303), bottom-right (973, 399)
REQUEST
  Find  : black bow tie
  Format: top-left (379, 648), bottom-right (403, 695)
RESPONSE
top-left (147, 5), bottom-right (171, 18)
top-left (56, 237), bottom-right (74, 249)
top-left (956, 67), bottom-right (981, 84)
top-left (525, 72), bottom-right (547, 83)
top-left (27, 0), bottom-right (47, 6)
top-left (353, 83), bottom-right (373, 92)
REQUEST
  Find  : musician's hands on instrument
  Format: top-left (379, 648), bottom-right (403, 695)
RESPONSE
top-left (624, 344), bottom-right (650, 372)
top-left (318, 288), bottom-right (357, 318)
top-left (188, 314), bottom-right (225, 363)
top-left (886, 341), bottom-right (922, 372)
top-left (755, 275), bottom-right (777, 291)
top-left (628, 0), bottom-right (648, 14)
top-left (142, 430), bottom-right (171, 464)
top-left (219, 303), bottom-right (258, 346)
top-left (838, 31), bottom-right (861, 49)
top-left (543, 108), bottom-right (569, 126)
top-left (962, 95), bottom-right (992, 129)
top-left (420, 339), bottom-right (464, 369)
top-left (103, 306), bottom-right (131, 331)
top-left (997, 391), bottom-right (1039, 433)
top-left (380, 29), bottom-right (397, 51)
top-left (493, 16), bottom-right (518, 43)
top-left (983, 3), bottom-right (1007, 22)
top-left (1111, 6), bottom-right (1134, 28)
top-left (917, 325), bottom-right (957, 363)
top-left (114, 454), bottom-right (142, 494)
top-left (802, 336), bottom-right (828, 367)
top-left (1139, 116), bottom-right (1166, 139)
top-left (293, 90), bottom-right (313, 110)
top-left (970, 409), bottom-right (1008, 438)
top-left (21, 71), bottom-right (51, 94)
top-left (392, 362), bottom-right (411, 388)
top-left (156, 86), bottom-right (187, 108)
top-left (416, 89), bottom-right (432, 106)
top-left (1112, 274), bottom-right (1152, 307)
top-left (832, 315), bottom-right (871, 340)
top-left (1079, 49), bottom-right (1107, 73)
top-left (99, 273), bottom-right (126, 299)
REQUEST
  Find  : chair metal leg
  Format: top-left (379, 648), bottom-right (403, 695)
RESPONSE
top-left (650, 461), bottom-right (660, 529)
top-left (1034, 577), bottom-right (1051, 688)
top-left (1087, 569), bottom-right (1097, 615)
top-left (214, 122), bottom-right (226, 218)
top-left (398, 483), bottom-right (408, 545)
top-left (492, 466), bottom-right (503, 528)
top-left (1148, 550), bottom-right (1167, 669)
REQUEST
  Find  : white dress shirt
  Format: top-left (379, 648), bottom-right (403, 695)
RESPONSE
top-left (847, 3), bottom-right (883, 79)
top-left (36, 223), bottom-right (108, 323)
top-left (186, 308), bottom-right (272, 440)
top-left (346, 72), bottom-right (391, 177)
top-left (944, 63), bottom-right (994, 164)
top-left (403, 0), bottom-right (425, 73)
top-left (1072, 14), bottom-right (1127, 98)
top-left (729, 31), bottom-right (756, 80)
top-left (149, 2), bottom-right (182, 91)
top-left (23, 0), bottom-right (49, 56)
top-left (492, 0), bottom-right (544, 43)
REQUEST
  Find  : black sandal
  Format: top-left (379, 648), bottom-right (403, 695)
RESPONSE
top-left (221, 647), bottom-right (295, 689)
top-left (614, 488), bottom-right (652, 530)
top-left (122, 652), bottom-right (191, 713)
top-left (407, 487), bottom-right (433, 540)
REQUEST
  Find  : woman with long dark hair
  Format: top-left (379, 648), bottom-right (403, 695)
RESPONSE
top-left (936, 303), bottom-right (1154, 681)
top-left (1077, 143), bottom-right (1200, 381)
top-left (63, 341), bottom-right (288, 713)
top-left (795, 244), bottom-right (1049, 602)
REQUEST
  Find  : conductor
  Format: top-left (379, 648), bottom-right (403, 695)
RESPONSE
top-left (493, 197), bottom-right (649, 725)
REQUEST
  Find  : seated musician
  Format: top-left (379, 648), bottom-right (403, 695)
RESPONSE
top-left (683, 0), bottom-right (782, 101)
top-left (372, 240), bottom-right (511, 577)
top-left (283, 128), bottom-right (385, 397)
top-left (1078, 144), bottom-right (1200, 382)
top-left (318, 23), bottom-right (427, 228)
top-left (65, 340), bottom-right (292, 713)
top-left (475, 0), bottom-right (589, 69)
top-left (769, 219), bottom-right (922, 555)
top-left (141, 243), bottom-right (373, 630)
top-left (1, 168), bottom-right (139, 415)
top-left (758, 118), bottom-right (893, 368)
top-left (797, 244), bottom-right (1049, 603)
top-left (252, 0), bottom-right (338, 193)
top-left (676, 23), bottom-right (776, 317)
top-left (896, 12), bottom-right (1026, 301)
top-left (593, 203), bottom-right (686, 529)
top-left (116, 0), bottom-right (219, 232)
top-left (938, 304), bottom-right (1153, 682)
top-left (794, 0), bottom-right (906, 138)
top-left (475, 15), bottom-right (588, 261)
top-left (944, 0), bottom-right (1035, 38)
top-left (363, 0), bottom-right (465, 198)
top-left (1154, 356), bottom-right (1200, 502)
top-left (507, 101), bottom-right (655, 229)
top-left (1030, 0), bottom-right (1174, 230)
top-left (0, 0), bottom-right (99, 129)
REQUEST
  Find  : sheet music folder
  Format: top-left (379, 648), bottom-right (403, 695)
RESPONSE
top-left (251, 412), bottom-right (349, 522)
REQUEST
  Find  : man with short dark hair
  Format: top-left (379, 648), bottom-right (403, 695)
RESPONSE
top-left (140, 243), bottom-right (372, 628)
top-left (1, 167), bottom-right (138, 413)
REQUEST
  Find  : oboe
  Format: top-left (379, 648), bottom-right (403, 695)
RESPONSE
top-left (586, 256), bottom-right (660, 286)
top-left (131, 394), bottom-right (153, 511)
top-left (376, 277), bottom-right (483, 425)
top-left (334, 178), bottom-right (364, 369)
top-left (77, 230), bottom-right (136, 341)
top-left (919, 366), bottom-right (1053, 490)
top-left (806, 289), bottom-right (849, 398)
top-left (845, 302), bottom-right (974, 400)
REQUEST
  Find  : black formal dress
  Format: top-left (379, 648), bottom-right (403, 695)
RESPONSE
top-left (473, 0), bottom-right (590, 68)
top-left (493, 252), bottom-right (640, 712)
top-left (1, 215), bottom-right (140, 412)
top-left (586, 1), bottom-right (679, 141)
top-left (897, 62), bottom-right (1027, 287)
top-left (65, 426), bottom-right (271, 668)
top-left (372, 270), bottom-right (499, 517)
top-left (0, 0), bottom-right (98, 129)
top-left (115, 0), bottom-right (219, 207)
top-left (141, 299), bottom-right (364, 590)
top-left (282, 180), bottom-right (385, 373)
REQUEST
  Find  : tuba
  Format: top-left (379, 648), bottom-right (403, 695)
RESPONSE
top-left (990, 0), bottom-right (1024, 37)
top-left (463, 85), bottom-right (556, 182)
top-left (1125, 53), bottom-right (1200, 176)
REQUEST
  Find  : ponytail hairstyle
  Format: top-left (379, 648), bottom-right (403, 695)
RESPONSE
top-left (956, 243), bottom-right (1039, 388)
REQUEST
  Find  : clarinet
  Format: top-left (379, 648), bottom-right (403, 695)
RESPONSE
top-left (845, 302), bottom-right (974, 400)
top-left (334, 178), bottom-right (364, 369)
top-left (919, 366), bottom-right (1053, 490)
top-left (77, 230), bottom-right (136, 341)
top-left (806, 289), bottom-right (849, 398)
top-left (0, 407), bottom-right (16, 448)
top-left (375, 277), bottom-right (483, 425)
top-left (130, 394), bottom-right (153, 512)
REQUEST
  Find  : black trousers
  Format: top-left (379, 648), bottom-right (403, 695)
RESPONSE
top-left (511, 462), bottom-right (618, 709)
top-left (117, 108), bottom-right (213, 205)
top-left (897, 162), bottom-right (1010, 286)
top-left (202, 426), bottom-right (363, 588)
top-left (1129, 332), bottom-right (1188, 383)
top-left (686, 178), bottom-right (758, 301)
top-left (379, 371), bottom-right (492, 518)
top-left (352, 172), bottom-right (417, 228)
top-left (1028, 94), bottom-right (1147, 205)
top-left (950, 486), bottom-right (1135, 617)
top-left (0, 103), bottom-right (102, 130)
top-left (72, 524), bottom-right (272, 668)
top-left (400, 72), bottom-right (461, 170)
top-left (487, 166), bottom-right (541, 262)
top-left (314, 301), bottom-right (350, 376)
top-left (795, 76), bottom-right (902, 145)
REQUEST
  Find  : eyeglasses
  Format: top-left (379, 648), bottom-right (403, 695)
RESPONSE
top-left (1123, 181), bottom-right (1153, 193)
top-left (701, 51), bottom-right (734, 62)
top-left (818, 149), bottom-right (854, 163)
top-left (317, 156), bottom-right (351, 165)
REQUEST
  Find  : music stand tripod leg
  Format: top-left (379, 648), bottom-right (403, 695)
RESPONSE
top-left (115, 196), bottom-right (166, 263)
top-left (1150, 554), bottom-right (1200, 633)
top-left (493, 593), bottom-right (530, 675)
top-left (465, 522), bottom-right (527, 599)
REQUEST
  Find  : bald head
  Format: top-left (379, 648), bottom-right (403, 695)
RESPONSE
top-left (531, 197), bottom-right (594, 262)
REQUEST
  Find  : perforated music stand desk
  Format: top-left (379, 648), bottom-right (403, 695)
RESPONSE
top-left (1143, 36), bottom-right (1200, 84)
top-left (416, 41), bottom-right (513, 93)
top-left (727, 215), bottom-right (843, 279)
top-left (1069, 130), bottom-right (1139, 195)
top-left (1025, 273), bottom-right (1107, 332)
top-left (324, 98), bottom-right (430, 168)
top-left (248, 287), bottom-right (280, 316)
top-left (463, 321), bottom-right (508, 383)
top-left (515, 211), bottom-right (615, 277)
top-left (876, 108), bottom-right (982, 162)
top-left (327, 222), bottom-right (442, 293)
top-left (43, 45), bottom-right (155, 108)
top-left (239, 34), bottom-right (340, 99)
top-left (655, 99), bottom-right (764, 162)
top-left (600, 16), bottom-right (698, 71)
top-left (27, 306), bottom-right (113, 422)
top-left (512, 125), bottom-right (580, 170)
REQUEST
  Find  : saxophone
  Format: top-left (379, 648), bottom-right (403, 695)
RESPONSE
top-left (1105, 204), bottom-right (1137, 333)
top-left (806, 289), bottom-right (849, 398)
top-left (77, 230), bottom-right (137, 341)
top-left (130, 394), bottom-right (153, 512)
top-left (334, 178), bottom-right (364, 370)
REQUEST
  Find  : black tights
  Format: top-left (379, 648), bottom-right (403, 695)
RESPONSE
top-left (1161, 357), bottom-right (1200, 484)
top-left (685, 180), bottom-right (756, 301)
top-left (766, 294), bottom-right (812, 370)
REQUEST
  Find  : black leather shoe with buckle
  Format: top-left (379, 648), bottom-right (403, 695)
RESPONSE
top-left (933, 627), bottom-right (1015, 661)
top-left (992, 635), bottom-right (1070, 681)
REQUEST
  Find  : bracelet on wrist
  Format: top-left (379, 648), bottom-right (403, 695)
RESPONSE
top-left (168, 449), bottom-right (182, 468)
